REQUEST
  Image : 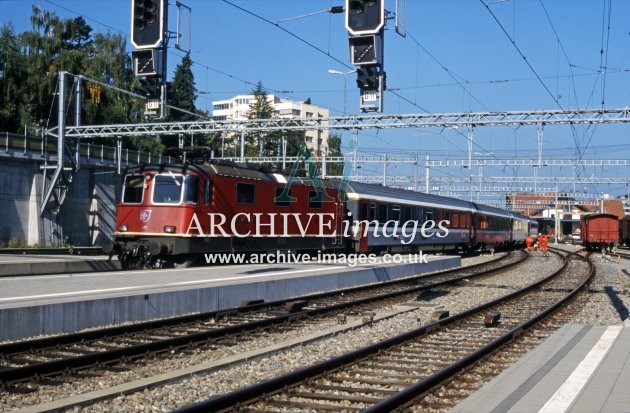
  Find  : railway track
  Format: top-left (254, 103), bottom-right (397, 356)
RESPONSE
top-left (614, 249), bottom-right (630, 261)
top-left (0, 251), bottom-right (526, 389)
top-left (172, 249), bottom-right (593, 413)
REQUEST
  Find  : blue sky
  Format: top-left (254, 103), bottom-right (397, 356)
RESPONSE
top-left (3, 0), bottom-right (630, 197)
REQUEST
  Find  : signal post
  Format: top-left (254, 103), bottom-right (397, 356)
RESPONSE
top-left (345, 0), bottom-right (386, 112)
top-left (131, 0), bottom-right (168, 119)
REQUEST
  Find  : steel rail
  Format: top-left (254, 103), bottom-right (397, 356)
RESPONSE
top-left (364, 250), bottom-right (594, 412)
top-left (172, 250), bottom-right (592, 413)
top-left (0, 252), bottom-right (524, 385)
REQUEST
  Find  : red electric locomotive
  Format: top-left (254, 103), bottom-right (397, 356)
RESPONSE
top-left (580, 213), bottom-right (619, 250)
top-left (103, 161), bottom-right (343, 269)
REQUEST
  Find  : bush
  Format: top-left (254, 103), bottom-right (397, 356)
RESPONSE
top-left (8, 236), bottom-right (27, 248)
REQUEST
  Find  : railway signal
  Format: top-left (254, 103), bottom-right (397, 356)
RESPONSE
top-left (138, 76), bottom-right (159, 98)
top-left (345, 0), bottom-right (385, 112)
top-left (345, 0), bottom-right (385, 35)
top-left (132, 49), bottom-right (163, 77)
top-left (356, 66), bottom-right (379, 90)
top-left (349, 34), bottom-right (382, 66)
top-left (131, 0), bottom-right (166, 49)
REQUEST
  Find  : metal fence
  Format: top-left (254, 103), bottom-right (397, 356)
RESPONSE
top-left (0, 131), bottom-right (172, 168)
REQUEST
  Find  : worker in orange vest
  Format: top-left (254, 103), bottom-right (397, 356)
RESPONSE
top-left (539, 234), bottom-right (548, 257)
top-left (526, 234), bottom-right (533, 251)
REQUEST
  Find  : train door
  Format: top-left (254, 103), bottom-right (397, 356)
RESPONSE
top-left (334, 200), bottom-right (343, 246)
top-left (357, 201), bottom-right (374, 253)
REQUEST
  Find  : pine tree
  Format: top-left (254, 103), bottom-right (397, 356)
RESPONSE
top-left (170, 52), bottom-right (197, 122)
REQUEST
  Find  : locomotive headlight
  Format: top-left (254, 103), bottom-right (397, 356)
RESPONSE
top-left (163, 225), bottom-right (176, 233)
top-left (118, 224), bottom-right (128, 232)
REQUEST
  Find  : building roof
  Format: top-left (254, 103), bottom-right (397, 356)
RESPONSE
top-left (506, 193), bottom-right (625, 218)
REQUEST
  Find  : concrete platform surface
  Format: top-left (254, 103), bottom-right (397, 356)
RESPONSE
top-left (0, 254), bottom-right (120, 276)
top-left (450, 323), bottom-right (630, 413)
top-left (0, 253), bottom-right (459, 341)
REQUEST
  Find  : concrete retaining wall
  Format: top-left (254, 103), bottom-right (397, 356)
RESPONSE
top-left (0, 157), bottom-right (120, 247)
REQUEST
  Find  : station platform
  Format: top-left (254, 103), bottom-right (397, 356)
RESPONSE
top-left (450, 323), bottom-right (630, 413)
top-left (0, 253), bottom-right (119, 276)
top-left (0, 253), bottom-right (459, 341)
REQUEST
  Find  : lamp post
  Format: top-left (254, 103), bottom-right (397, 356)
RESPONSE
top-left (328, 69), bottom-right (356, 114)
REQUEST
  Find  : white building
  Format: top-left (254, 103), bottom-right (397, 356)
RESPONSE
top-left (212, 95), bottom-right (329, 154)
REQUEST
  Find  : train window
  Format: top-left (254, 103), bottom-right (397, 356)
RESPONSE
top-left (403, 206), bottom-right (412, 222)
top-left (183, 176), bottom-right (199, 205)
top-left (451, 213), bottom-right (460, 228)
top-left (414, 207), bottom-right (422, 221)
top-left (369, 202), bottom-right (376, 220)
top-left (424, 209), bottom-right (433, 222)
top-left (153, 174), bottom-right (183, 204)
top-left (122, 175), bottom-right (144, 204)
top-left (204, 180), bottom-right (213, 205)
top-left (441, 211), bottom-right (451, 227)
top-left (308, 190), bottom-right (322, 209)
top-left (390, 205), bottom-right (401, 222)
top-left (378, 203), bottom-right (388, 221)
top-left (236, 182), bottom-right (256, 205)
top-left (275, 187), bottom-right (292, 207)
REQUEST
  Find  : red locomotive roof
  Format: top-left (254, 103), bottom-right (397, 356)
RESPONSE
top-left (124, 161), bottom-right (338, 189)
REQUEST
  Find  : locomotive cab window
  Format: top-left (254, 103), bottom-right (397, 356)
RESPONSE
top-left (236, 182), bottom-right (256, 205)
top-left (204, 180), bottom-right (213, 205)
top-left (183, 176), bottom-right (199, 205)
top-left (153, 174), bottom-right (183, 204)
top-left (122, 175), bottom-right (145, 204)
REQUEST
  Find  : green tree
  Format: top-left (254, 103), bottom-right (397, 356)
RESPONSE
top-left (170, 52), bottom-right (197, 122)
top-left (20, 6), bottom-right (93, 128)
top-left (160, 52), bottom-right (199, 148)
top-left (245, 81), bottom-right (275, 157)
top-left (326, 134), bottom-right (344, 176)
top-left (0, 23), bottom-right (29, 132)
top-left (0, 6), bottom-right (148, 150)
